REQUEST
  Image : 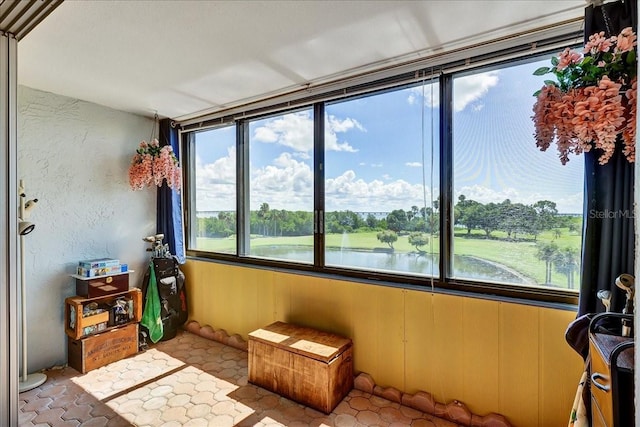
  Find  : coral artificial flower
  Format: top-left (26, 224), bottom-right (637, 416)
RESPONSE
top-left (128, 138), bottom-right (182, 191)
top-left (532, 27), bottom-right (637, 165)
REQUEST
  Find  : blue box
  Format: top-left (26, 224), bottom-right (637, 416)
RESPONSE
top-left (78, 258), bottom-right (120, 270)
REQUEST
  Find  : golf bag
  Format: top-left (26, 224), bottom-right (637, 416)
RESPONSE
top-left (140, 256), bottom-right (188, 342)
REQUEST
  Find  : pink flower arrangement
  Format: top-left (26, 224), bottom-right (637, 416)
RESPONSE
top-left (532, 27), bottom-right (637, 165)
top-left (128, 139), bottom-right (181, 191)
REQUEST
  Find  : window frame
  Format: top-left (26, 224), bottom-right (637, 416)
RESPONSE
top-left (181, 29), bottom-right (585, 307)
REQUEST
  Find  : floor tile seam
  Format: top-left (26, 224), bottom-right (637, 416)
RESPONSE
top-left (101, 364), bottom-right (190, 403)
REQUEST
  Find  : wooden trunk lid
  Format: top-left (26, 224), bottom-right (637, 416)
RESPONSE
top-left (248, 321), bottom-right (351, 362)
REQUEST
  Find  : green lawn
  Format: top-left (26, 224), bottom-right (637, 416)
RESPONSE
top-left (451, 228), bottom-right (581, 286)
top-left (195, 227), bottom-right (582, 289)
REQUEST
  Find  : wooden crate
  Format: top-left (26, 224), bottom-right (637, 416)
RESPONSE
top-left (67, 323), bottom-right (138, 373)
top-left (65, 288), bottom-right (142, 340)
top-left (248, 321), bottom-right (353, 414)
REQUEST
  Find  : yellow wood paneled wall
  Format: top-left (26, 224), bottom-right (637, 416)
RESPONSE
top-left (182, 259), bottom-right (583, 427)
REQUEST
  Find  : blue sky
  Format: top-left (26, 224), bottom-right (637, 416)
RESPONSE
top-left (195, 57), bottom-right (584, 214)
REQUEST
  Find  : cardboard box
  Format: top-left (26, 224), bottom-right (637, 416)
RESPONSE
top-left (77, 264), bottom-right (128, 278)
top-left (78, 258), bottom-right (120, 269)
top-left (74, 272), bottom-right (130, 298)
top-left (67, 323), bottom-right (138, 373)
top-left (248, 321), bottom-right (353, 414)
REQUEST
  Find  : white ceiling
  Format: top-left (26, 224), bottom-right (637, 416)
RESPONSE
top-left (16, 0), bottom-right (586, 122)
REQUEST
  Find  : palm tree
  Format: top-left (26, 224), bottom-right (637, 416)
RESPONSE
top-left (257, 203), bottom-right (270, 236)
top-left (553, 247), bottom-right (579, 289)
top-left (272, 209), bottom-right (286, 236)
top-left (536, 242), bottom-right (559, 284)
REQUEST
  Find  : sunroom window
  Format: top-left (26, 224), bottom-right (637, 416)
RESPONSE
top-left (247, 109), bottom-right (315, 263)
top-left (183, 29), bottom-right (585, 304)
top-left (324, 83), bottom-right (439, 276)
top-left (451, 59), bottom-right (583, 290)
top-left (191, 125), bottom-right (237, 255)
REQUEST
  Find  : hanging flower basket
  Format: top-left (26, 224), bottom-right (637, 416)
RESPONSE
top-left (532, 27), bottom-right (637, 165)
top-left (128, 138), bottom-right (181, 191)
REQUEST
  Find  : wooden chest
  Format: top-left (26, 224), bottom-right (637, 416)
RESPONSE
top-left (248, 321), bottom-right (353, 414)
top-left (74, 272), bottom-right (130, 298)
top-left (67, 323), bottom-right (138, 373)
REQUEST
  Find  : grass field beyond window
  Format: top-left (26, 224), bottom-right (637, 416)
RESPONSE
top-left (195, 225), bottom-right (581, 289)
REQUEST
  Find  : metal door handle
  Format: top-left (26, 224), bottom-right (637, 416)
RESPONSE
top-left (591, 372), bottom-right (610, 392)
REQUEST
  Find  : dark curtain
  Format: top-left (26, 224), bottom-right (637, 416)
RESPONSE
top-left (578, 0), bottom-right (637, 315)
top-left (157, 118), bottom-right (185, 263)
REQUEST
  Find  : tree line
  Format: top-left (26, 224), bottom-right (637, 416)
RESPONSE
top-left (454, 195), bottom-right (579, 240)
top-left (198, 196), bottom-right (578, 241)
top-left (197, 197), bottom-right (581, 287)
top-left (196, 202), bottom-right (440, 238)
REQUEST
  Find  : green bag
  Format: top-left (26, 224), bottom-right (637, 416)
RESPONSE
top-left (141, 261), bottom-right (163, 343)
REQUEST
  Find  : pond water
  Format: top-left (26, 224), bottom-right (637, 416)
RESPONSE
top-left (250, 246), bottom-right (531, 285)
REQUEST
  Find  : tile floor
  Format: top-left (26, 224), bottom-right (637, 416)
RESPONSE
top-left (18, 330), bottom-right (461, 427)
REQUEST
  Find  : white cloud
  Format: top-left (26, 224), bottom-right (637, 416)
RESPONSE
top-left (195, 146), bottom-right (582, 213)
top-left (250, 111), bottom-right (363, 154)
top-left (406, 71), bottom-right (499, 113)
top-left (325, 114), bottom-right (361, 152)
top-left (252, 111), bottom-right (314, 152)
top-left (196, 150), bottom-right (443, 213)
top-left (455, 184), bottom-right (519, 205)
top-left (195, 147), bottom-right (237, 211)
top-left (325, 170), bottom-right (435, 211)
top-left (253, 126), bottom-right (279, 143)
top-left (196, 150), bottom-right (315, 211)
top-left (406, 162), bottom-right (422, 167)
top-left (327, 115), bottom-right (365, 133)
top-left (453, 71), bottom-right (499, 112)
top-left (249, 152), bottom-right (314, 210)
top-left (294, 151), bottom-right (311, 160)
top-left (406, 84), bottom-right (440, 108)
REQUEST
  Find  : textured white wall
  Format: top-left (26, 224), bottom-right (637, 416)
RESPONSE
top-left (17, 86), bottom-right (156, 371)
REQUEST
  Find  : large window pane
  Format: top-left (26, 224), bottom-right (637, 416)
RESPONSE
top-left (325, 83), bottom-right (440, 276)
top-left (247, 109), bottom-right (314, 263)
top-left (452, 60), bottom-right (583, 290)
top-left (192, 125), bottom-right (237, 254)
